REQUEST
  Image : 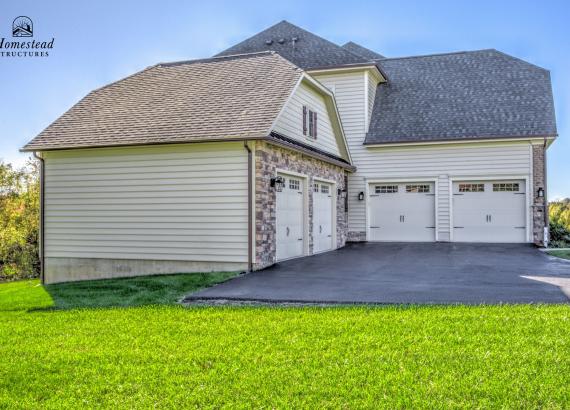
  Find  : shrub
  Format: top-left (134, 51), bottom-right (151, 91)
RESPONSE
top-left (0, 160), bottom-right (40, 281)
top-left (548, 220), bottom-right (570, 248)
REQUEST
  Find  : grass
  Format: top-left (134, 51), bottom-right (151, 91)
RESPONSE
top-left (42, 271), bottom-right (238, 309)
top-left (0, 279), bottom-right (569, 408)
top-left (548, 249), bottom-right (570, 260)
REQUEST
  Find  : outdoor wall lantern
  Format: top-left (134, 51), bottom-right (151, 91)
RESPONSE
top-left (537, 187), bottom-right (544, 198)
top-left (357, 191), bottom-right (365, 201)
top-left (270, 176), bottom-right (285, 192)
top-left (337, 188), bottom-right (347, 198)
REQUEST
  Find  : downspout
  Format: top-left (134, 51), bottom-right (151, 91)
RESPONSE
top-left (244, 141), bottom-right (253, 272)
top-left (32, 152), bottom-right (45, 284)
top-left (542, 137), bottom-right (550, 248)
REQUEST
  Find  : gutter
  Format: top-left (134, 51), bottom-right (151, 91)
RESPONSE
top-left (542, 137), bottom-right (550, 248)
top-left (244, 141), bottom-right (253, 272)
top-left (32, 152), bottom-right (45, 284)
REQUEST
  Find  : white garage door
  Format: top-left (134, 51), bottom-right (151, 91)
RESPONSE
top-left (276, 175), bottom-right (305, 261)
top-left (369, 182), bottom-right (436, 242)
top-left (452, 180), bottom-right (527, 243)
top-left (313, 182), bottom-right (333, 253)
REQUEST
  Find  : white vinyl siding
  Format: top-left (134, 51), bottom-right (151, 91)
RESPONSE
top-left (358, 142), bottom-right (532, 241)
top-left (43, 142), bottom-right (248, 262)
top-left (272, 81), bottom-right (340, 156)
top-left (366, 71), bottom-right (377, 133)
top-left (312, 71), bottom-right (367, 233)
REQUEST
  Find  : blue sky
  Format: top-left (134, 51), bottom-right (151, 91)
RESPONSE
top-left (1, 0), bottom-right (568, 198)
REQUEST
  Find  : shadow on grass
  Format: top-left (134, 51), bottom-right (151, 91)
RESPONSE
top-left (30, 272), bottom-right (240, 311)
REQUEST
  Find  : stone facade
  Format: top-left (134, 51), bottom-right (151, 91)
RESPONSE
top-left (254, 140), bottom-right (349, 270)
top-left (532, 143), bottom-right (548, 246)
top-left (347, 231), bottom-right (366, 242)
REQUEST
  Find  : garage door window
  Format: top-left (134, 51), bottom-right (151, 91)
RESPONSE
top-left (321, 185), bottom-right (330, 194)
top-left (313, 183), bottom-right (319, 192)
top-left (493, 183), bottom-right (520, 192)
top-left (406, 184), bottom-right (430, 193)
top-left (459, 183), bottom-right (484, 192)
top-left (289, 179), bottom-right (300, 190)
top-left (375, 185), bottom-right (398, 194)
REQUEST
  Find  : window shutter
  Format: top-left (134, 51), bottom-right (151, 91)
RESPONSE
top-left (302, 106), bottom-right (307, 135)
top-left (313, 112), bottom-right (317, 138)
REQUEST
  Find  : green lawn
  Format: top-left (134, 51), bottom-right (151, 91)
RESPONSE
top-left (0, 279), bottom-right (569, 408)
top-left (548, 249), bottom-right (570, 260)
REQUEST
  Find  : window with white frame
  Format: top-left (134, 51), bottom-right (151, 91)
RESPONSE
top-left (493, 183), bottom-right (520, 192)
top-left (289, 179), bottom-right (300, 190)
top-left (321, 185), bottom-right (330, 194)
top-left (375, 185), bottom-right (398, 194)
top-left (313, 183), bottom-right (319, 192)
top-left (406, 184), bottom-right (430, 193)
top-left (459, 183), bottom-right (484, 192)
top-left (302, 105), bottom-right (317, 139)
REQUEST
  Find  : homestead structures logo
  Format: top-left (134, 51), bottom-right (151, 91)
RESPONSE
top-left (12, 16), bottom-right (33, 37)
top-left (1, 16), bottom-right (54, 57)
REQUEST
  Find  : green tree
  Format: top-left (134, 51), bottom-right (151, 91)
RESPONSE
top-left (549, 198), bottom-right (570, 247)
top-left (0, 159), bottom-right (40, 281)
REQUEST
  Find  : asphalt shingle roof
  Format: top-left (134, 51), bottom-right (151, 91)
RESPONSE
top-left (22, 52), bottom-right (302, 151)
top-left (366, 49), bottom-right (557, 144)
top-left (342, 41), bottom-right (385, 60)
top-left (216, 21), bottom-right (373, 70)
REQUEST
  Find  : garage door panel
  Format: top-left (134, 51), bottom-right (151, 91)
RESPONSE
top-left (276, 176), bottom-right (304, 261)
top-left (313, 182), bottom-right (333, 253)
top-left (452, 180), bottom-right (526, 243)
top-left (369, 182), bottom-right (435, 242)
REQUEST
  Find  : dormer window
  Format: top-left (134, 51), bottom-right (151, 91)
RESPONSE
top-left (302, 105), bottom-right (317, 139)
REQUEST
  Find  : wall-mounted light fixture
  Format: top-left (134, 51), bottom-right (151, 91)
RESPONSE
top-left (537, 187), bottom-right (544, 198)
top-left (270, 176), bottom-right (285, 192)
top-left (337, 188), bottom-right (347, 198)
top-left (357, 191), bottom-right (365, 201)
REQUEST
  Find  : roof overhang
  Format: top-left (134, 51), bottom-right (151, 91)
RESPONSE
top-left (306, 63), bottom-right (386, 83)
top-left (363, 135), bottom-right (558, 149)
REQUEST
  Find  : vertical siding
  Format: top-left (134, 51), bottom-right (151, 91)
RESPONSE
top-left (44, 142), bottom-right (249, 262)
top-left (272, 81), bottom-right (340, 157)
top-left (313, 71), bottom-right (367, 231)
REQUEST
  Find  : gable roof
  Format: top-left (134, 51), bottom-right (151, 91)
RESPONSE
top-left (342, 41), bottom-right (385, 60)
top-left (366, 49), bottom-right (557, 144)
top-left (22, 52), bottom-right (304, 152)
top-left (216, 21), bottom-right (373, 70)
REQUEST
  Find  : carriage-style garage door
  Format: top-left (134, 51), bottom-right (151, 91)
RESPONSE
top-left (312, 181), bottom-right (333, 253)
top-left (452, 180), bottom-right (527, 243)
top-left (369, 182), bottom-right (436, 242)
top-left (276, 175), bottom-right (305, 261)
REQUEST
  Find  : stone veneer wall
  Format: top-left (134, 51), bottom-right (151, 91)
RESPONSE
top-left (532, 143), bottom-right (547, 246)
top-left (254, 140), bottom-right (348, 270)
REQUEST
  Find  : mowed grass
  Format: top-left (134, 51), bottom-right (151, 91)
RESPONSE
top-left (548, 249), bottom-right (570, 260)
top-left (0, 279), bottom-right (569, 409)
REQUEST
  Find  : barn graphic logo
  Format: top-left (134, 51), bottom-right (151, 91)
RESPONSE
top-left (1, 16), bottom-right (55, 57)
top-left (12, 16), bottom-right (33, 37)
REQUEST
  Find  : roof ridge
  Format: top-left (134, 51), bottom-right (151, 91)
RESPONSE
top-left (379, 48), bottom-right (495, 61)
top-left (157, 50), bottom-right (276, 67)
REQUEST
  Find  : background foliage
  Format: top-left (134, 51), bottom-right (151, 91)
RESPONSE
top-left (0, 160), bottom-right (39, 281)
top-left (549, 198), bottom-right (570, 247)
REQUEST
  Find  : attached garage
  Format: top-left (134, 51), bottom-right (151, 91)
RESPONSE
top-left (276, 174), bottom-right (306, 261)
top-left (452, 180), bottom-right (527, 243)
top-left (368, 182), bottom-right (436, 242)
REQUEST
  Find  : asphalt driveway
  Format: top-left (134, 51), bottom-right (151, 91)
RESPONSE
top-left (187, 243), bottom-right (570, 304)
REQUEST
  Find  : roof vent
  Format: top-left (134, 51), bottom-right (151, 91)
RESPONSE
top-left (277, 38), bottom-right (285, 44)
top-left (265, 39), bottom-right (273, 45)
